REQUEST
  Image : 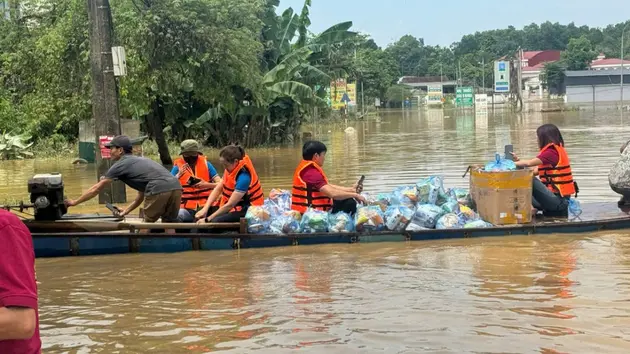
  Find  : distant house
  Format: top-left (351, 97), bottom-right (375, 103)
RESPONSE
top-left (397, 76), bottom-right (458, 94)
top-left (564, 69), bottom-right (630, 104)
top-left (590, 53), bottom-right (630, 70)
top-left (519, 51), bottom-right (562, 96)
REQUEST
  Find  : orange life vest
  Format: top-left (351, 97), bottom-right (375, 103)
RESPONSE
top-left (538, 143), bottom-right (577, 197)
top-left (220, 155), bottom-right (264, 212)
top-left (291, 160), bottom-right (333, 213)
top-left (174, 156), bottom-right (215, 210)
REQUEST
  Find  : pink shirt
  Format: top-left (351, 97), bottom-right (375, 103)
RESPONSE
top-left (0, 210), bottom-right (41, 354)
top-left (300, 165), bottom-right (327, 191)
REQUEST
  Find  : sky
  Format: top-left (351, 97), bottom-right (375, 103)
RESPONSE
top-left (279, 0), bottom-right (629, 48)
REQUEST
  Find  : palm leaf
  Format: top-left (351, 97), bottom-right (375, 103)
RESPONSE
top-left (267, 81), bottom-right (314, 104)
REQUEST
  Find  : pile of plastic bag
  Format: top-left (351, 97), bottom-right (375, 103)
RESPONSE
top-left (245, 176), bottom-right (495, 235)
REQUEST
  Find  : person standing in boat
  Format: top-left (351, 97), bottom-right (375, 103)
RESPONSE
top-left (291, 140), bottom-right (366, 216)
top-left (171, 140), bottom-right (222, 222)
top-left (608, 139), bottom-right (630, 207)
top-left (65, 135), bottom-right (182, 230)
top-left (195, 145), bottom-right (264, 223)
top-left (511, 124), bottom-right (577, 216)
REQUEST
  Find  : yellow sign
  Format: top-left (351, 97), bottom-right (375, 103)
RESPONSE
top-left (330, 79), bottom-right (357, 110)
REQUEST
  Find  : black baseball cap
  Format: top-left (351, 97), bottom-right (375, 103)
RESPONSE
top-left (104, 135), bottom-right (132, 150)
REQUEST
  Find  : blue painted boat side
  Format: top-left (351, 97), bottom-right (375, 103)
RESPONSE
top-left (31, 216), bottom-right (630, 258)
top-left (34, 237), bottom-right (70, 258)
top-left (79, 237), bottom-right (129, 256)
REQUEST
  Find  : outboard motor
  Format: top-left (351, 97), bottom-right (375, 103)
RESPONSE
top-left (27, 173), bottom-right (67, 221)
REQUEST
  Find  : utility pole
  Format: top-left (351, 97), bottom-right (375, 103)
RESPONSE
top-left (88, 0), bottom-right (125, 204)
top-left (621, 22), bottom-right (629, 116)
top-left (518, 48), bottom-right (523, 102)
top-left (361, 80), bottom-right (365, 116)
top-left (482, 57), bottom-right (485, 92)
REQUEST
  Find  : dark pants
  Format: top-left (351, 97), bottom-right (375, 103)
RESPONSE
top-left (532, 178), bottom-right (569, 215)
top-left (213, 208), bottom-right (248, 223)
top-left (332, 198), bottom-right (358, 216)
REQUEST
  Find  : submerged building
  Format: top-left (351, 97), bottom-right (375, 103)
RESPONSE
top-left (564, 69), bottom-right (630, 104)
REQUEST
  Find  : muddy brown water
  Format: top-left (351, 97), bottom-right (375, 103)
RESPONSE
top-left (10, 107), bottom-right (630, 352)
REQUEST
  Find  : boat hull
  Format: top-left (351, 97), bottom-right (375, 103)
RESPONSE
top-left (30, 202), bottom-right (630, 258)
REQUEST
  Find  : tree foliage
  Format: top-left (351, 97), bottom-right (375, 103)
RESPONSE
top-left (1, 2), bottom-right (630, 153)
top-left (562, 36), bottom-right (597, 70)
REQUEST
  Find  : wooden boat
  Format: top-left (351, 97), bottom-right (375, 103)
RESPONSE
top-left (26, 202), bottom-right (630, 258)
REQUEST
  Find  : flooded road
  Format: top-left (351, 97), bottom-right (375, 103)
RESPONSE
top-left (1, 107), bottom-right (627, 211)
top-left (15, 107), bottom-right (630, 352)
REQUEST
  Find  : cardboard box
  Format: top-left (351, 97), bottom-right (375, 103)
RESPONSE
top-left (469, 165), bottom-right (534, 225)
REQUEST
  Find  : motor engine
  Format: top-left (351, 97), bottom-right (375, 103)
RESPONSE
top-left (27, 173), bottom-right (67, 221)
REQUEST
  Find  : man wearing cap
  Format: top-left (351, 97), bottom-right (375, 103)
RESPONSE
top-left (171, 140), bottom-right (221, 223)
top-left (64, 135), bottom-right (182, 229)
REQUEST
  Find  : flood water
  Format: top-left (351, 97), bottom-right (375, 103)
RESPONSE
top-left (17, 106), bottom-right (630, 352)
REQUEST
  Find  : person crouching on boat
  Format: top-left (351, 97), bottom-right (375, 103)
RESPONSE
top-left (608, 139), bottom-right (630, 207)
top-left (196, 145), bottom-right (264, 224)
top-left (511, 124), bottom-right (577, 216)
top-left (64, 135), bottom-right (183, 232)
top-left (291, 140), bottom-right (367, 216)
top-left (171, 140), bottom-right (222, 222)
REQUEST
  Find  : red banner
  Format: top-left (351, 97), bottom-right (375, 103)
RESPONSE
top-left (99, 136), bottom-right (114, 159)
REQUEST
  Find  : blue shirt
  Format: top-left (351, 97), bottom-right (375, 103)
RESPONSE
top-left (234, 170), bottom-right (251, 193)
top-left (171, 162), bottom-right (218, 180)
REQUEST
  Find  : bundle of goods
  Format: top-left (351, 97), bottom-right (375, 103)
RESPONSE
top-left (246, 174), bottom-right (494, 235)
top-left (269, 210), bottom-right (302, 234)
top-left (329, 212), bottom-right (355, 233)
top-left (245, 206), bottom-right (273, 234)
top-left (436, 213), bottom-right (465, 229)
top-left (406, 204), bottom-right (445, 230)
top-left (483, 153), bottom-right (516, 172)
top-left (264, 189), bottom-right (292, 214)
top-left (384, 205), bottom-right (415, 231)
top-left (448, 188), bottom-right (471, 207)
top-left (355, 205), bottom-right (386, 232)
top-left (300, 209), bottom-right (330, 233)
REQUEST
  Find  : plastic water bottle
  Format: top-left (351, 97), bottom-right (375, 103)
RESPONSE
top-left (568, 198), bottom-right (582, 217)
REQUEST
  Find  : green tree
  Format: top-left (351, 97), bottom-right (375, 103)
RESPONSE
top-left (384, 84), bottom-right (412, 107)
top-left (541, 61), bottom-right (566, 94)
top-left (563, 35), bottom-right (597, 70)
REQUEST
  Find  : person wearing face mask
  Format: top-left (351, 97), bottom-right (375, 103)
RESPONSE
top-left (196, 145), bottom-right (264, 224)
top-left (171, 140), bottom-right (222, 223)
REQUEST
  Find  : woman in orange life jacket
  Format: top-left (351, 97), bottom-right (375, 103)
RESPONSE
top-left (195, 145), bottom-right (264, 223)
top-left (511, 124), bottom-right (577, 216)
top-left (291, 140), bottom-right (367, 216)
top-left (170, 140), bottom-right (221, 223)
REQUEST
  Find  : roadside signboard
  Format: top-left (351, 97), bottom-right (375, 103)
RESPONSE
top-left (494, 61), bottom-right (510, 93)
top-left (427, 85), bottom-right (443, 105)
top-left (456, 86), bottom-right (474, 107)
